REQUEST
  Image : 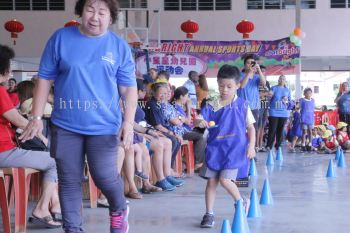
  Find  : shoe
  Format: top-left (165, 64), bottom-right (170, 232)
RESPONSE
top-left (97, 198), bottom-right (110, 208)
top-left (234, 196), bottom-right (250, 216)
top-left (28, 214), bottom-right (61, 229)
top-left (166, 176), bottom-right (185, 187)
top-left (200, 213), bottom-right (214, 228)
top-left (110, 206), bottom-right (129, 233)
top-left (289, 148), bottom-right (296, 153)
top-left (155, 179), bottom-right (176, 191)
top-left (126, 192), bottom-right (143, 199)
top-left (259, 147), bottom-right (267, 152)
top-left (306, 145), bottom-right (312, 152)
top-left (135, 171), bottom-right (149, 180)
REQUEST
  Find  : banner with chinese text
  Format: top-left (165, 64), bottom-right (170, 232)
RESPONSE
top-left (135, 37), bottom-right (300, 77)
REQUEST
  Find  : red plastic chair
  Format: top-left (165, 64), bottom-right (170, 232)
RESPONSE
top-left (0, 169), bottom-right (11, 233)
top-left (3, 167), bottom-right (40, 233)
top-left (175, 140), bottom-right (195, 176)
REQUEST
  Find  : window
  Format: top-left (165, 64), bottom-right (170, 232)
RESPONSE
top-left (164, 0), bottom-right (179, 10)
top-left (49, 0), bottom-right (65, 10)
top-left (182, 0), bottom-right (196, 10)
top-left (331, 0), bottom-right (347, 8)
top-left (199, 0), bottom-right (213, 10)
top-left (119, 0), bottom-right (148, 8)
top-left (15, 0), bottom-right (30, 10)
top-left (0, 0), bottom-right (13, 10)
top-left (247, 0), bottom-right (316, 9)
top-left (314, 86), bottom-right (319, 94)
top-left (265, 0), bottom-right (280, 9)
top-left (0, 0), bottom-right (64, 10)
top-left (216, 0), bottom-right (231, 10)
top-left (32, 0), bottom-right (48, 10)
top-left (164, 0), bottom-right (231, 11)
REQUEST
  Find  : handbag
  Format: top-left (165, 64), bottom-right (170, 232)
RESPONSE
top-left (15, 133), bottom-right (48, 152)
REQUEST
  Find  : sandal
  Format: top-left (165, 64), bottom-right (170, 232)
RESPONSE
top-left (142, 185), bottom-right (162, 194)
top-left (126, 192), bottom-right (143, 199)
top-left (50, 212), bottom-right (62, 222)
top-left (28, 214), bottom-right (61, 229)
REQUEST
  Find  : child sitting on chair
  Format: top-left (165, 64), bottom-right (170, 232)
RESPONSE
top-left (336, 122), bottom-right (350, 151)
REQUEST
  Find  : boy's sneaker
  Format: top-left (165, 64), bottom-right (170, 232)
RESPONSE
top-left (166, 176), bottom-right (185, 187)
top-left (110, 205), bottom-right (129, 233)
top-left (155, 179), bottom-right (176, 191)
top-left (135, 171), bottom-right (149, 180)
top-left (234, 197), bottom-right (250, 216)
top-left (200, 213), bottom-right (215, 228)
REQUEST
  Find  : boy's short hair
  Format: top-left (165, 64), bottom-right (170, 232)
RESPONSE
top-left (217, 65), bottom-right (240, 83)
top-left (304, 87), bottom-right (313, 95)
top-left (157, 70), bottom-right (170, 80)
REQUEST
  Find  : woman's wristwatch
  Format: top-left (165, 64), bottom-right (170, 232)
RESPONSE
top-left (28, 115), bottom-right (42, 121)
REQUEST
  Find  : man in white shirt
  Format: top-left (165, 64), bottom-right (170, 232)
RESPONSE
top-left (183, 70), bottom-right (199, 109)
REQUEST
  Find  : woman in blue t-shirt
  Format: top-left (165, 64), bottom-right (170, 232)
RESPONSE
top-left (20, 1), bottom-right (136, 232)
top-left (267, 75), bottom-right (292, 151)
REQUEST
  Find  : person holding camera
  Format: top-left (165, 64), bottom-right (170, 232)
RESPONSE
top-left (236, 55), bottom-right (266, 183)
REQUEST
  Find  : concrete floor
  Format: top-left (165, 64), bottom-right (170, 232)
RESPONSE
top-left (2, 148), bottom-right (350, 233)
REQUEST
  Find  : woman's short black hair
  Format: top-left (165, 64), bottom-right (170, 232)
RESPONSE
top-left (217, 64), bottom-right (240, 83)
top-left (75, 0), bottom-right (119, 24)
top-left (0, 44), bottom-right (14, 76)
top-left (173, 86), bottom-right (189, 100)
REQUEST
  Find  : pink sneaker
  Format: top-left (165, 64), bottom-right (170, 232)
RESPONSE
top-left (110, 206), bottom-right (129, 233)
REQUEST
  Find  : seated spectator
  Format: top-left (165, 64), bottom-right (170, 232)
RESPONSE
top-left (0, 44), bottom-right (61, 228)
top-left (196, 74), bottom-right (209, 108)
top-left (16, 80), bottom-right (52, 117)
top-left (7, 78), bottom-right (19, 107)
top-left (136, 79), bottom-right (183, 190)
top-left (320, 130), bottom-right (339, 154)
top-left (336, 122), bottom-right (350, 150)
top-left (310, 128), bottom-right (323, 151)
top-left (172, 86), bottom-right (207, 168)
top-left (144, 81), bottom-right (181, 168)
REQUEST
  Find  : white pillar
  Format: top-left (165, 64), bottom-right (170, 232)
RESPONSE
top-left (295, 0), bottom-right (302, 99)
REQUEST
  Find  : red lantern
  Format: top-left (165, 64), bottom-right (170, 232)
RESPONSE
top-left (4, 19), bottom-right (24, 45)
top-left (181, 20), bottom-right (199, 39)
top-left (64, 20), bottom-right (81, 27)
top-left (236, 20), bottom-right (254, 39)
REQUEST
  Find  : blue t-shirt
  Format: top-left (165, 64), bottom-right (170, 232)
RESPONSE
top-left (337, 91), bottom-right (350, 114)
top-left (299, 98), bottom-right (315, 125)
top-left (269, 85), bottom-right (291, 118)
top-left (38, 27), bottom-right (136, 135)
top-left (237, 72), bottom-right (260, 110)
